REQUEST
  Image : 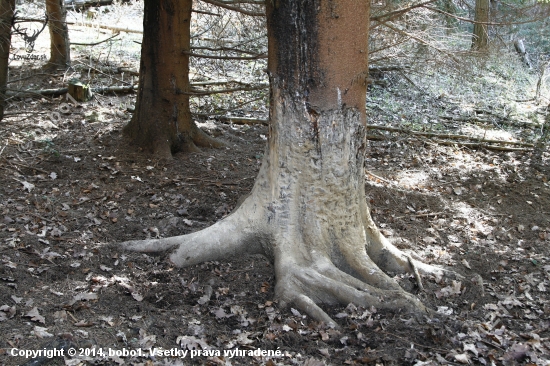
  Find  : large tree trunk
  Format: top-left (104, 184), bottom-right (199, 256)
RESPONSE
top-left (121, 0), bottom-right (456, 325)
top-left (123, 0), bottom-right (223, 158)
top-left (471, 0), bottom-right (489, 50)
top-left (46, 0), bottom-right (71, 68)
top-left (0, 0), bottom-right (15, 120)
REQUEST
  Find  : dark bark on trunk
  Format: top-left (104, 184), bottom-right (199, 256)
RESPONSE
top-left (46, 0), bottom-right (71, 68)
top-left (123, 0), bottom-right (223, 157)
top-left (0, 0), bottom-right (15, 120)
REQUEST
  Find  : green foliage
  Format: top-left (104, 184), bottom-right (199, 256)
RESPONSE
top-left (40, 139), bottom-right (59, 158)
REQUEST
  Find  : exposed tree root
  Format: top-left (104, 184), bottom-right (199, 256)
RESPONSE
top-left (117, 0), bottom-right (481, 326)
top-left (123, 122), bottom-right (226, 158)
top-left (188, 124), bottom-right (227, 150)
top-left (120, 107), bottom-right (467, 326)
top-left (120, 178), bottom-right (460, 326)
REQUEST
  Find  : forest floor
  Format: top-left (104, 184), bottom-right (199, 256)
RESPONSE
top-left (1, 2), bottom-right (550, 365)
top-left (0, 81), bottom-right (549, 366)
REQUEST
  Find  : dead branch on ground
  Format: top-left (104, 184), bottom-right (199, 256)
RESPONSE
top-left (199, 115), bottom-right (268, 125)
top-left (4, 85), bottom-right (138, 98)
top-left (183, 51), bottom-right (267, 60)
top-left (68, 21), bottom-right (142, 34)
top-left (366, 124), bottom-right (534, 147)
top-left (199, 0), bottom-right (264, 16)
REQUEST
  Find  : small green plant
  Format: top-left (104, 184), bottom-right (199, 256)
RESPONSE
top-left (40, 139), bottom-right (60, 158)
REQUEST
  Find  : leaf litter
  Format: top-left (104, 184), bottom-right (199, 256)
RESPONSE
top-left (0, 105), bottom-right (549, 365)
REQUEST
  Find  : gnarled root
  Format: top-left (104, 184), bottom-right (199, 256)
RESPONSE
top-left (120, 201), bottom-right (266, 266)
top-left (119, 203), bottom-right (430, 327)
top-left (360, 198), bottom-right (463, 286)
top-left (274, 251), bottom-right (427, 328)
top-left (119, 186), bottom-right (457, 326)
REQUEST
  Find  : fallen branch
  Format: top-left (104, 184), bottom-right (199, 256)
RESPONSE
top-left (98, 65), bottom-right (400, 80)
top-left (191, 46), bottom-right (265, 56)
top-left (71, 32), bottom-right (120, 46)
top-left (4, 87), bottom-right (68, 98)
top-left (68, 21), bottom-right (142, 34)
top-left (184, 51), bottom-right (267, 60)
top-left (439, 114), bottom-right (542, 129)
top-left (4, 159), bottom-right (50, 174)
top-left (193, 113), bottom-right (267, 125)
top-left (185, 84), bottom-right (268, 96)
top-left (65, 0), bottom-right (113, 10)
top-left (92, 85), bottom-right (137, 94)
top-left (365, 170), bottom-right (393, 184)
top-left (431, 139), bottom-right (532, 152)
top-left (366, 124), bottom-right (534, 148)
top-left (394, 212), bottom-right (446, 219)
top-left (5, 85), bottom-right (137, 98)
top-left (5, 80), bottom-right (269, 99)
top-left (216, 116), bottom-right (268, 125)
top-left (199, 0), bottom-right (265, 16)
top-left (193, 95), bottom-right (266, 117)
top-left (398, 70), bottom-right (427, 95)
top-left (116, 67), bottom-right (139, 76)
top-left (73, 60), bottom-right (129, 87)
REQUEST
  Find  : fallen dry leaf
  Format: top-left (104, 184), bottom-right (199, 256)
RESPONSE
top-left (454, 353), bottom-right (470, 364)
top-left (33, 326), bottom-right (53, 338)
top-left (177, 335), bottom-right (210, 350)
top-left (25, 307), bottom-right (45, 323)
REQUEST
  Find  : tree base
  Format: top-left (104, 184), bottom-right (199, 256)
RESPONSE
top-left (123, 119), bottom-right (226, 158)
top-left (120, 99), bottom-right (467, 325)
top-left (120, 196), bottom-right (462, 326)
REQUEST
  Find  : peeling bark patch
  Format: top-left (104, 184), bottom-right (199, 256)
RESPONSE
top-left (267, 0), bottom-right (369, 112)
top-left (305, 103), bottom-right (321, 150)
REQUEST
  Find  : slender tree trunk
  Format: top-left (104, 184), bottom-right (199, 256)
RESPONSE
top-left (471, 0), bottom-right (489, 50)
top-left (121, 0), bottom-right (460, 325)
top-left (533, 103), bottom-right (550, 169)
top-left (0, 0), bottom-right (15, 120)
top-left (123, 0), bottom-right (223, 158)
top-left (46, 0), bottom-right (71, 68)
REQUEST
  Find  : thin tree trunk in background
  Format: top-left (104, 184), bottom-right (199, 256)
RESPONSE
top-left (46, 0), bottom-right (70, 68)
top-left (123, 0), bottom-right (223, 158)
top-left (471, 0), bottom-right (489, 50)
top-left (0, 0), bottom-right (15, 120)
